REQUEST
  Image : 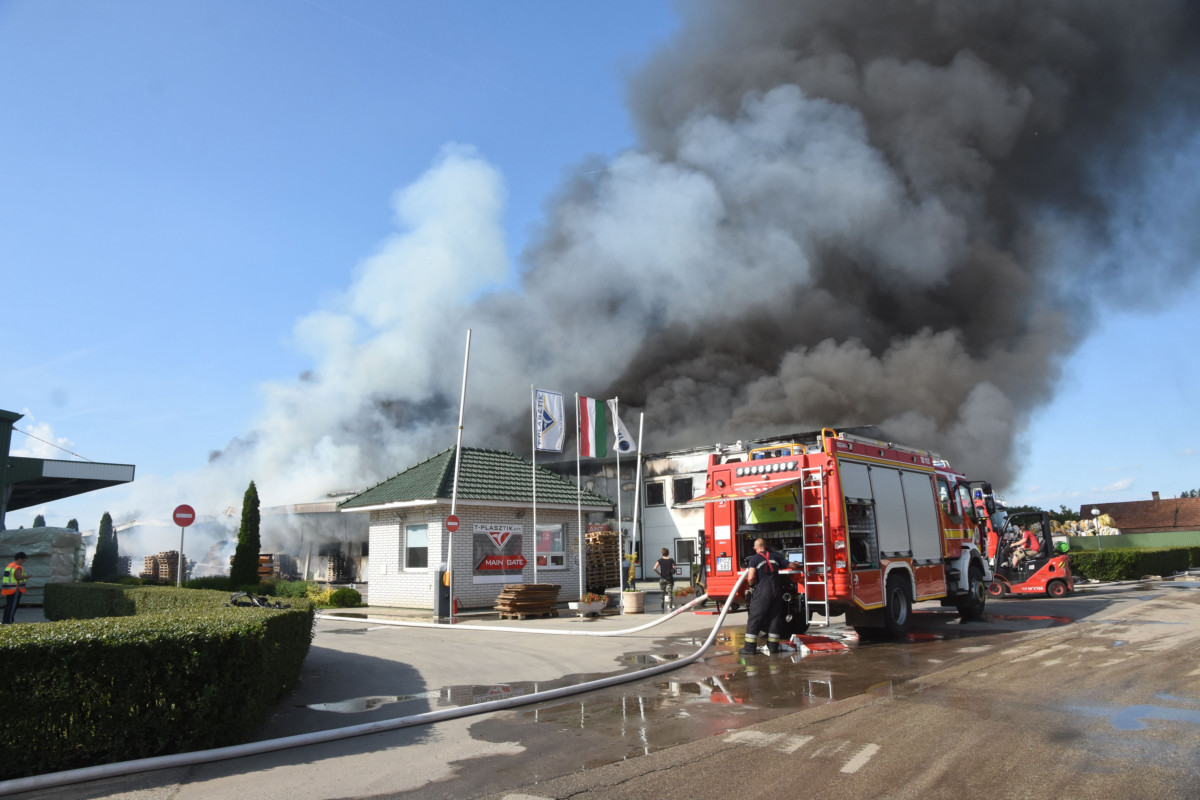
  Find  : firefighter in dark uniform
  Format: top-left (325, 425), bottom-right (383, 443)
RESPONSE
top-left (740, 538), bottom-right (789, 655)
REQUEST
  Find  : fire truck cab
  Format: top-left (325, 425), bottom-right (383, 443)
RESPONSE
top-left (697, 429), bottom-right (993, 638)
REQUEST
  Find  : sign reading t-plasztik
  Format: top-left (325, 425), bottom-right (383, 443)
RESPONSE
top-left (472, 523), bottom-right (524, 584)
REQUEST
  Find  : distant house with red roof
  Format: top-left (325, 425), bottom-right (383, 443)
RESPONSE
top-left (1078, 493), bottom-right (1200, 534)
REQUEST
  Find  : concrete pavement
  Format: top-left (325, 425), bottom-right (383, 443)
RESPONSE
top-left (9, 580), bottom-right (1200, 799)
top-left (478, 581), bottom-right (1200, 800)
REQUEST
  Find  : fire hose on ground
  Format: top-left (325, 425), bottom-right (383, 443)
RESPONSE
top-left (313, 588), bottom-right (714, 636)
top-left (0, 574), bottom-right (748, 797)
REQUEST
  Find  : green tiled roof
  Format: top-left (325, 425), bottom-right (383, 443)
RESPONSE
top-left (338, 447), bottom-right (613, 510)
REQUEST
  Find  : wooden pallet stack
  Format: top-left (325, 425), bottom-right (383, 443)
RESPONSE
top-left (585, 529), bottom-right (621, 593)
top-left (140, 551), bottom-right (182, 583)
top-left (494, 584), bottom-right (561, 619)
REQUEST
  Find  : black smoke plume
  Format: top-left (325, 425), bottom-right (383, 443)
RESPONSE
top-left (205, 0), bottom-right (1200, 510)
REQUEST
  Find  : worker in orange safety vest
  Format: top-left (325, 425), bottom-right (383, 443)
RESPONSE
top-left (2, 552), bottom-right (28, 624)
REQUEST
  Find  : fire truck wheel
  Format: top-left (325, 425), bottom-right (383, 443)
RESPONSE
top-left (882, 575), bottom-right (912, 637)
top-left (1046, 579), bottom-right (1068, 598)
top-left (956, 563), bottom-right (987, 622)
top-left (988, 580), bottom-right (1007, 598)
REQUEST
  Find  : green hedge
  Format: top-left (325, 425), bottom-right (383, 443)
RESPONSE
top-left (184, 575), bottom-right (234, 591)
top-left (43, 583), bottom-right (235, 621)
top-left (272, 580), bottom-right (313, 599)
top-left (0, 584), bottom-right (314, 780)
top-left (1068, 546), bottom-right (1200, 582)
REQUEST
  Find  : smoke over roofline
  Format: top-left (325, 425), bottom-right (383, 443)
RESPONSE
top-left (181, 1), bottom-right (1199, 525)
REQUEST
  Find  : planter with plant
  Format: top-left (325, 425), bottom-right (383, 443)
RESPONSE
top-left (568, 592), bottom-right (608, 616)
top-left (621, 587), bottom-right (645, 614)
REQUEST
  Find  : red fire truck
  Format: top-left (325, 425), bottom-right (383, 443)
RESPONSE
top-left (695, 428), bottom-right (993, 637)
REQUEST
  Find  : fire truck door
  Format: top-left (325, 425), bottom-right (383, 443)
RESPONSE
top-left (870, 467), bottom-right (910, 556)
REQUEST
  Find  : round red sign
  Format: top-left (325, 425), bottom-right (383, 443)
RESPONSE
top-left (173, 504), bottom-right (196, 528)
top-left (446, 514), bottom-right (460, 533)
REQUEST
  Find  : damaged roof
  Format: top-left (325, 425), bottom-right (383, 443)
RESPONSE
top-left (338, 446), bottom-right (613, 511)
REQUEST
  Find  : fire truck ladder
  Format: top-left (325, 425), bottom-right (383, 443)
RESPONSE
top-left (801, 467), bottom-right (830, 627)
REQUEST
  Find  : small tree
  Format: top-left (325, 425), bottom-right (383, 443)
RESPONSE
top-left (228, 481), bottom-right (262, 589)
top-left (66, 519), bottom-right (79, 531)
top-left (33, 514), bottom-right (46, 527)
top-left (90, 512), bottom-right (119, 581)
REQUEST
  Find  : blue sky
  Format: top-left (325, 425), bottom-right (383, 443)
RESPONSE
top-left (1, 0), bottom-right (676, 531)
top-left (2, 1), bottom-right (1197, 543)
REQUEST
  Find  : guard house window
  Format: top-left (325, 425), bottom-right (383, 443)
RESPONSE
top-left (672, 477), bottom-right (694, 505)
top-left (404, 524), bottom-right (428, 570)
top-left (536, 523), bottom-right (566, 569)
top-left (645, 482), bottom-right (665, 507)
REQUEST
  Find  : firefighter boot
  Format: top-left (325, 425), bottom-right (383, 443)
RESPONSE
top-left (740, 635), bottom-right (760, 655)
top-left (766, 639), bottom-right (781, 655)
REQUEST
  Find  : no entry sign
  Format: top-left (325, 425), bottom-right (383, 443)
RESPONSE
top-left (172, 504), bottom-right (196, 527)
top-left (446, 514), bottom-right (460, 532)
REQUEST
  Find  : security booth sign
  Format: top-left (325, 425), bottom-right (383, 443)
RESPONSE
top-left (472, 523), bottom-right (525, 584)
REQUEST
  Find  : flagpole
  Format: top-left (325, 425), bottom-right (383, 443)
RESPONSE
top-left (575, 393), bottom-right (583, 600)
top-left (632, 411), bottom-right (645, 596)
top-left (530, 385), bottom-right (538, 585)
top-left (614, 396), bottom-right (622, 611)
top-left (447, 328), bottom-right (472, 623)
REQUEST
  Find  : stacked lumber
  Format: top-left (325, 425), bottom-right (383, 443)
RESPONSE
top-left (585, 529), bottom-right (621, 593)
top-left (494, 583), bottom-right (560, 619)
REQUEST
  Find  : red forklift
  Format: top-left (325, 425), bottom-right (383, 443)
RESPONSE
top-left (987, 510), bottom-right (1074, 598)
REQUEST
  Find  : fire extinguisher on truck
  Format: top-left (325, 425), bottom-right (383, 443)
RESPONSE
top-left (695, 428), bottom-right (993, 638)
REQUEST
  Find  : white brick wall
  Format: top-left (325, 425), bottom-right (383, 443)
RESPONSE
top-left (365, 504), bottom-right (588, 609)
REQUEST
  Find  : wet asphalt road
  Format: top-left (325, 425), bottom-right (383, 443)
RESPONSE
top-left (9, 580), bottom-right (1200, 799)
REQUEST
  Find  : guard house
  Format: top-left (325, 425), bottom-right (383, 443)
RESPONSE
top-left (339, 447), bottom-right (612, 610)
top-left (0, 408), bottom-right (135, 530)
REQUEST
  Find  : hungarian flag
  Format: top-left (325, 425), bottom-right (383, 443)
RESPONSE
top-left (579, 396), bottom-right (607, 458)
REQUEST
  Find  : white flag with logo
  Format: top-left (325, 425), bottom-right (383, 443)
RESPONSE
top-left (606, 399), bottom-right (636, 454)
top-left (534, 389), bottom-right (565, 452)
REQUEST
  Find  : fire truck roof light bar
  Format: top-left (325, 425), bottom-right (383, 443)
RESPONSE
top-left (735, 460), bottom-right (798, 478)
